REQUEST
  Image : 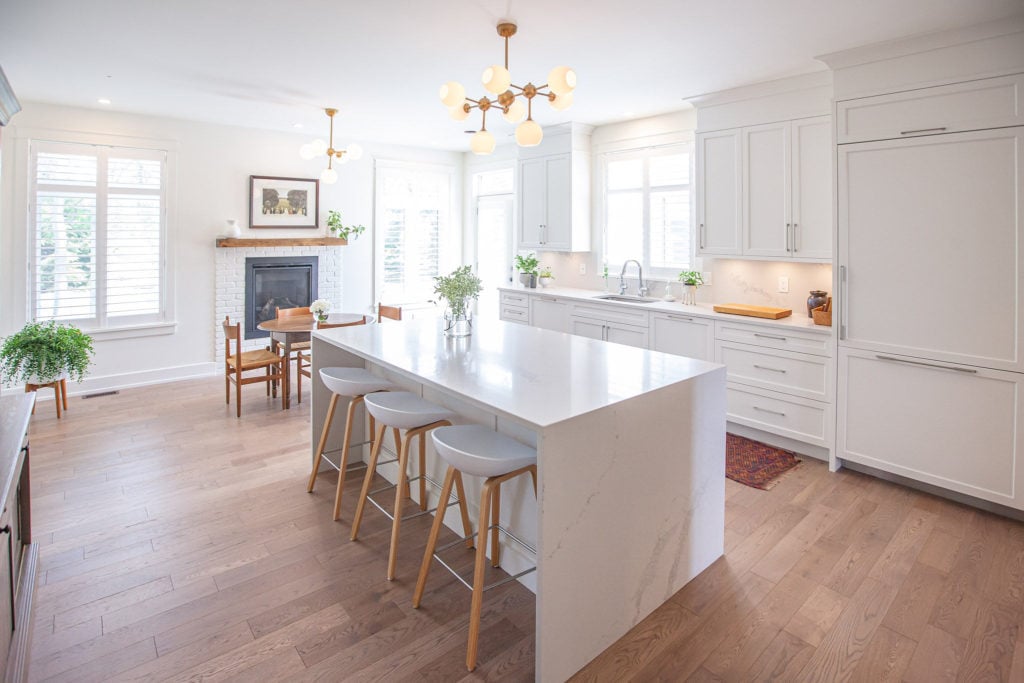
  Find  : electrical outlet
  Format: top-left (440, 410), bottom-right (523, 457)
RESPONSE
top-left (702, 271), bottom-right (712, 286)
top-left (778, 276), bottom-right (790, 293)
top-left (578, 263), bottom-right (587, 275)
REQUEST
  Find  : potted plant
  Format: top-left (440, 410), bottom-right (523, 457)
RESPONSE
top-left (309, 298), bottom-right (331, 323)
top-left (538, 266), bottom-right (555, 288)
top-left (433, 265), bottom-right (483, 337)
top-left (326, 210), bottom-right (366, 241)
top-left (514, 253), bottom-right (539, 288)
top-left (678, 270), bottom-right (704, 305)
top-left (0, 320), bottom-right (94, 386)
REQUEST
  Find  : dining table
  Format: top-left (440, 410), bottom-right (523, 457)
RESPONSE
top-left (257, 312), bottom-right (366, 409)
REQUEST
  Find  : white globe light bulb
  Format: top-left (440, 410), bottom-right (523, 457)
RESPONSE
top-left (449, 104), bottom-right (471, 121)
top-left (547, 66), bottom-right (577, 96)
top-left (502, 100), bottom-right (526, 123)
top-left (515, 119), bottom-right (543, 147)
top-left (481, 65), bottom-right (511, 94)
top-left (470, 130), bottom-right (496, 155)
top-left (320, 167), bottom-right (338, 184)
top-left (549, 91), bottom-right (574, 111)
top-left (346, 143), bottom-right (363, 160)
top-left (336, 155), bottom-right (350, 165)
top-left (299, 144), bottom-right (316, 160)
top-left (310, 138), bottom-right (328, 156)
top-left (439, 81), bottom-right (466, 107)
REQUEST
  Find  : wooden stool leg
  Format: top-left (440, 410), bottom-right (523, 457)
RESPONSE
top-left (53, 384), bottom-right (62, 419)
top-left (60, 379), bottom-right (69, 411)
top-left (332, 395), bottom-right (363, 521)
top-left (226, 373), bottom-right (231, 404)
top-left (418, 431), bottom-right (427, 511)
top-left (453, 471), bottom-right (475, 549)
top-left (307, 393), bottom-right (339, 492)
top-left (386, 431), bottom-right (412, 581)
top-left (266, 366), bottom-right (270, 395)
top-left (350, 423), bottom-right (387, 541)
top-left (412, 465), bottom-right (457, 608)
top-left (236, 372), bottom-right (243, 418)
top-left (491, 483), bottom-right (501, 567)
top-left (297, 358), bottom-right (302, 404)
top-left (467, 480), bottom-right (496, 672)
top-left (396, 428), bottom-right (409, 499)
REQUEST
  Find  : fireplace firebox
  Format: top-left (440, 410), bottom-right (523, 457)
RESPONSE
top-left (244, 256), bottom-right (318, 339)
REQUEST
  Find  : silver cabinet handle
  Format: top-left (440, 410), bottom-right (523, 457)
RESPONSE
top-left (839, 265), bottom-right (847, 341)
top-left (667, 315), bottom-right (695, 321)
top-left (753, 364), bottom-right (787, 374)
top-left (792, 223), bottom-right (798, 253)
top-left (753, 406), bottom-right (786, 417)
top-left (875, 355), bottom-right (978, 374)
top-left (753, 333), bottom-right (787, 341)
top-left (900, 127), bottom-right (947, 135)
top-left (699, 223), bottom-right (706, 249)
top-left (785, 223), bottom-right (791, 252)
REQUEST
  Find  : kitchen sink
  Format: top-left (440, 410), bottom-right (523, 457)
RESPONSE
top-left (594, 294), bottom-right (660, 304)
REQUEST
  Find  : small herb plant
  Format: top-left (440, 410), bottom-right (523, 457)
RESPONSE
top-left (514, 253), bottom-right (539, 276)
top-left (539, 266), bottom-right (554, 279)
top-left (678, 270), bottom-right (705, 287)
top-left (327, 210), bottom-right (365, 241)
top-left (0, 320), bottom-right (94, 384)
top-left (433, 265), bottom-right (483, 319)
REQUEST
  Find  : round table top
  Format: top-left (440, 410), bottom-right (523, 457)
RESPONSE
top-left (257, 313), bottom-right (366, 333)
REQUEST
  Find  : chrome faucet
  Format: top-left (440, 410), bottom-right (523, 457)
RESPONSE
top-left (619, 260), bottom-right (647, 297)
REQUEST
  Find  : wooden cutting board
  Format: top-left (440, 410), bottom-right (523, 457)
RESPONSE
top-left (713, 303), bottom-right (792, 319)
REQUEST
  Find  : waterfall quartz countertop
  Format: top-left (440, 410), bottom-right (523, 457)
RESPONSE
top-left (499, 284), bottom-right (833, 334)
top-left (310, 318), bottom-right (727, 680)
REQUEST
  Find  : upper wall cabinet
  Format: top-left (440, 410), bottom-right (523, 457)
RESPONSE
top-left (517, 126), bottom-right (591, 252)
top-left (697, 115), bottom-right (832, 262)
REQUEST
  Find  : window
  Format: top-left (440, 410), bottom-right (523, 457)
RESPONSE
top-left (30, 140), bottom-right (167, 329)
top-left (603, 146), bottom-right (691, 275)
top-left (374, 161), bottom-right (456, 305)
top-left (473, 167), bottom-right (514, 295)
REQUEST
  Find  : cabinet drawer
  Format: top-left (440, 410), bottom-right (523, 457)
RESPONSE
top-left (499, 305), bottom-right (529, 324)
top-left (500, 291), bottom-right (530, 307)
top-left (715, 321), bottom-right (831, 356)
top-left (717, 341), bottom-right (831, 402)
top-left (727, 385), bottom-right (828, 446)
top-left (571, 302), bottom-right (650, 328)
top-left (837, 74), bottom-right (1024, 144)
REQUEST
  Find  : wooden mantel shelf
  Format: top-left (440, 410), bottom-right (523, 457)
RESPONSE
top-left (215, 237), bottom-right (348, 248)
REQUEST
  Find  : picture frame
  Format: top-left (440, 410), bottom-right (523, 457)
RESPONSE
top-left (249, 175), bottom-right (319, 229)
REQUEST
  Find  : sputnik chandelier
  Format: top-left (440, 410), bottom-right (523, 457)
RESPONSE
top-left (299, 108), bottom-right (363, 184)
top-left (439, 22), bottom-right (576, 155)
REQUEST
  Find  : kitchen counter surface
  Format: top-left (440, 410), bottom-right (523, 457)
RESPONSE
top-left (499, 284), bottom-right (833, 334)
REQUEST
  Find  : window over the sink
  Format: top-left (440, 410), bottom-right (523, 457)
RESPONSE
top-left (602, 144), bottom-right (691, 277)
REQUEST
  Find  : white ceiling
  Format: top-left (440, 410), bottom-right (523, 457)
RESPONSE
top-left (1, 0), bottom-right (1021, 151)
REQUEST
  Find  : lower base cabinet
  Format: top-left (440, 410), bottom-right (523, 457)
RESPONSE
top-left (569, 317), bottom-right (649, 348)
top-left (838, 347), bottom-right (1024, 510)
top-left (530, 296), bottom-right (571, 333)
top-left (650, 313), bottom-right (714, 361)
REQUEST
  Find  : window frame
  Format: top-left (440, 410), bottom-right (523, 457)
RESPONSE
top-left (600, 141), bottom-right (694, 280)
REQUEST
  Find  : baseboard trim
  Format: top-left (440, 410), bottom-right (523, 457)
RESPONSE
top-left (727, 422), bottom-right (830, 463)
top-left (0, 362), bottom-right (218, 399)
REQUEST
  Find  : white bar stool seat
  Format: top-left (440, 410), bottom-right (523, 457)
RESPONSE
top-left (413, 424), bottom-right (538, 672)
top-left (306, 367), bottom-right (393, 521)
top-left (350, 391), bottom-right (473, 582)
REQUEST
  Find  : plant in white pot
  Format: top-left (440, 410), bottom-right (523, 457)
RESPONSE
top-left (514, 253), bottom-right (539, 288)
top-left (433, 265), bottom-right (483, 337)
top-left (538, 266), bottom-right (554, 288)
top-left (0, 320), bottom-right (94, 386)
top-left (678, 270), bottom-right (704, 305)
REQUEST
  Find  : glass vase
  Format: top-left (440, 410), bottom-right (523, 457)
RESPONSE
top-left (444, 309), bottom-right (472, 337)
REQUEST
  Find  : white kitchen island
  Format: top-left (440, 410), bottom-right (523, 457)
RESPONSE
top-left (310, 318), bottom-right (726, 681)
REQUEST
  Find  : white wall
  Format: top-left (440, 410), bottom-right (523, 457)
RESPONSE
top-left (0, 102), bottom-right (461, 392)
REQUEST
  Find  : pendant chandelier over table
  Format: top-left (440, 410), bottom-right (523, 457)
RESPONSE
top-left (299, 108), bottom-right (363, 184)
top-left (439, 22), bottom-right (576, 155)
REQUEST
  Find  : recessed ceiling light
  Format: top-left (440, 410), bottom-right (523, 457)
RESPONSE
top-left (97, 98), bottom-right (111, 105)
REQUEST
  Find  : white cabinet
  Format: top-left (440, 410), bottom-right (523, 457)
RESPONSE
top-left (838, 348), bottom-right (1024, 509)
top-left (650, 313), bottom-right (714, 361)
top-left (742, 123), bottom-right (790, 257)
top-left (530, 295), bottom-right (571, 333)
top-left (518, 158), bottom-right (548, 247)
top-left (837, 126), bottom-right (1024, 372)
top-left (570, 317), bottom-right (605, 341)
top-left (499, 291), bottom-right (530, 325)
top-left (790, 117), bottom-right (833, 260)
top-left (517, 136), bottom-right (590, 252)
top-left (696, 129), bottom-right (742, 255)
top-left (570, 301), bottom-right (650, 348)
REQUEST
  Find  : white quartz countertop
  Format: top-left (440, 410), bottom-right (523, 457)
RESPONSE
top-left (314, 317), bottom-right (723, 429)
top-left (500, 285), bottom-right (833, 334)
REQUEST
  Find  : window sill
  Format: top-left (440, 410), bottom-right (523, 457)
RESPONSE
top-left (83, 321), bottom-right (177, 342)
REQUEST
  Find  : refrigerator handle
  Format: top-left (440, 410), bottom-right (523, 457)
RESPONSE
top-left (839, 265), bottom-right (847, 340)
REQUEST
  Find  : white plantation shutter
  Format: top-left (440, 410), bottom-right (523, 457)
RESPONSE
top-left (30, 141), bottom-right (166, 328)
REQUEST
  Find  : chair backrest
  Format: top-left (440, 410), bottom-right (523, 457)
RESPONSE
top-left (377, 303), bottom-right (402, 322)
top-left (316, 317), bottom-right (368, 330)
top-left (277, 306), bottom-right (311, 319)
top-left (222, 317), bottom-right (241, 363)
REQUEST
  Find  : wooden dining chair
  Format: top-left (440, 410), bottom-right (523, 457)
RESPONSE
top-left (294, 317), bottom-right (368, 403)
top-left (377, 303), bottom-right (402, 322)
top-left (223, 316), bottom-right (286, 417)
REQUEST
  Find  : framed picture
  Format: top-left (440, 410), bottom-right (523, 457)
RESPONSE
top-left (249, 175), bottom-right (319, 229)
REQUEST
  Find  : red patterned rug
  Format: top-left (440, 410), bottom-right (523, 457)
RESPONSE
top-left (726, 434), bottom-right (801, 490)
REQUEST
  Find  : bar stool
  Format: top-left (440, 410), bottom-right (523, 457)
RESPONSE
top-left (412, 424), bottom-right (538, 672)
top-left (350, 391), bottom-right (474, 581)
top-left (306, 367), bottom-right (393, 521)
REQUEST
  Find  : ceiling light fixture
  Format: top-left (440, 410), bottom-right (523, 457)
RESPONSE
top-left (299, 108), bottom-right (362, 184)
top-left (440, 22), bottom-right (576, 155)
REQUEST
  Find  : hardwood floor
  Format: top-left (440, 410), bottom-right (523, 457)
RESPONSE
top-left (24, 377), bottom-right (1024, 681)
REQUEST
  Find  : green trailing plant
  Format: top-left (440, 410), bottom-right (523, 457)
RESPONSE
top-left (0, 320), bottom-right (94, 384)
top-left (433, 265), bottom-right (483, 319)
top-left (539, 266), bottom-right (554, 279)
top-left (514, 253), bottom-right (539, 276)
top-left (326, 210), bottom-right (365, 241)
top-left (678, 270), bottom-right (705, 287)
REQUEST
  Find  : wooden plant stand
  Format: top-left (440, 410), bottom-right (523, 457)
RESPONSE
top-left (25, 379), bottom-right (68, 418)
